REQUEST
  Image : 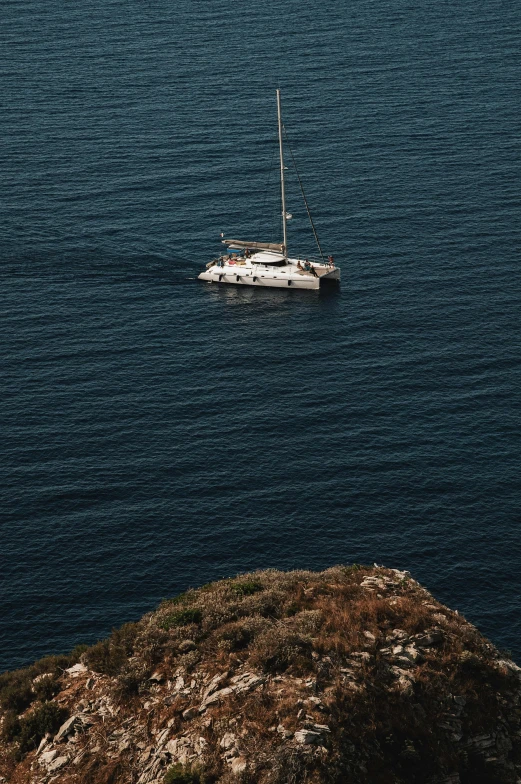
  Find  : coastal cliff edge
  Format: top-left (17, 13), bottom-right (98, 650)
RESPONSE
top-left (1, 566), bottom-right (520, 784)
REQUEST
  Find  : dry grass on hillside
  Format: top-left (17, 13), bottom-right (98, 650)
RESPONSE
top-left (1, 565), bottom-right (520, 784)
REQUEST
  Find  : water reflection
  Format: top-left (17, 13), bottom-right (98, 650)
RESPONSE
top-left (199, 279), bottom-right (342, 315)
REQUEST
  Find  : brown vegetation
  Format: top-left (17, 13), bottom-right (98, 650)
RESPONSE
top-left (1, 565), bottom-right (520, 784)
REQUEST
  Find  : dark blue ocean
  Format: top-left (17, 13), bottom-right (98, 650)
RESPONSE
top-left (2, 0), bottom-right (520, 672)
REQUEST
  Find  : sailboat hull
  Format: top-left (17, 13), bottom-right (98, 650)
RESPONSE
top-left (199, 270), bottom-right (320, 290)
top-left (198, 256), bottom-right (340, 290)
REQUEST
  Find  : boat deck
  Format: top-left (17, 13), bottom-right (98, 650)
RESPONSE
top-left (199, 253), bottom-right (340, 290)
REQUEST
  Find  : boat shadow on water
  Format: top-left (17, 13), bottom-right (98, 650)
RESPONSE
top-left (201, 276), bottom-right (341, 309)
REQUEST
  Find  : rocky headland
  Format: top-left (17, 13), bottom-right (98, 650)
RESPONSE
top-left (1, 565), bottom-right (521, 784)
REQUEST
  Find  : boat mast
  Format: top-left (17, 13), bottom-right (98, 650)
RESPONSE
top-left (276, 88), bottom-right (287, 257)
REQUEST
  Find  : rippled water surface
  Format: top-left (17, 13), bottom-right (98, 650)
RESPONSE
top-left (2, 0), bottom-right (521, 670)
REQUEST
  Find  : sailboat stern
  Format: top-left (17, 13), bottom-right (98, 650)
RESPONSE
top-left (319, 266), bottom-right (341, 283)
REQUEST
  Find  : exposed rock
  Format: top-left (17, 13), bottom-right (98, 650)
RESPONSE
top-left (2, 565), bottom-right (521, 784)
top-left (47, 755), bottom-right (68, 772)
top-left (39, 749), bottom-right (58, 765)
top-left (54, 714), bottom-right (80, 742)
top-left (229, 671), bottom-right (265, 692)
top-left (65, 663), bottom-right (87, 677)
top-left (403, 644), bottom-right (421, 662)
top-left (277, 724), bottom-right (294, 739)
top-left (36, 733), bottom-right (51, 754)
top-left (498, 658), bottom-right (521, 679)
top-left (33, 671), bottom-right (54, 684)
top-left (199, 686), bottom-right (233, 712)
top-left (307, 723), bottom-right (331, 734)
top-left (219, 732), bottom-right (236, 751)
top-left (295, 729), bottom-right (323, 744)
top-left (231, 756), bottom-right (247, 774)
top-left (202, 672), bottom-right (226, 701)
top-left (351, 651), bottom-right (371, 662)
top-left (412, 629), bottom-right (444, 647)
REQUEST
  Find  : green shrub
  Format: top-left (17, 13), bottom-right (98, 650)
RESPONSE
top-left (0, 643), bottom-right (89, 717)
top-left (111, 622), bottom-right (140, 653)
top-left (115, 665), bottom-right (150, 699)
top-left (69, 643), bottom-right (89, 660)
top-left (1, 710), bottom-right (22, 743)
top-left (165, 592), bottom-right (189, 605)
top-left (161, 609), bottom-right (202, 630)
top-left (85, 639), bottom-right (124, 675)
top-left (338, 564), bottom-right (362, 576)
top-left (0, 677), bottom-right (33, 713)
top-left (290, 609), bottom-right (324, 635)
top-left (216, 616), bottom-right (270, 652)
top-left (164, 763), bottom-right (202, 783)
top-left (28, 646), bottom-right (87, 678)
top-left (231, 580), bottom-right (264, 597)
top-left (4, 702), bottom-right (68, 755)
top-left (0, 645), bottom-right (88, 713)
top-left (33, 675), bottom-right (60, 702)
top-left (178, 649), bottom-right (201, 673)
top-left (84, 622), bottom-right (140, 675)
top-left (217, 621), bottom-right (253, 651)
top-left (251, 628), bottom-right (313, 674)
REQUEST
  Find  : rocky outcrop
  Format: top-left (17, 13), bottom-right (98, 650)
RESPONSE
top-left (1, 565), bottom-right (521, 783)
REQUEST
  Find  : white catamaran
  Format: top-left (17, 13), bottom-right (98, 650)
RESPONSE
top-left (198, 90), bottom-right (340, 291)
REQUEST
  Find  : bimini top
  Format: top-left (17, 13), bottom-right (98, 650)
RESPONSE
top-left (223, 239), bottom-right (284, 254)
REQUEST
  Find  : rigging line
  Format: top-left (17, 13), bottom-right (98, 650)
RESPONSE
top-left (282, 125), bottom-right (325, 262)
